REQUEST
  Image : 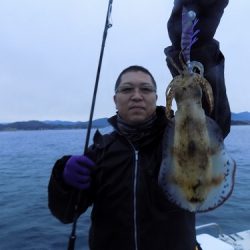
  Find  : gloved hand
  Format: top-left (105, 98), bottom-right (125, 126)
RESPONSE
top-left (167, 0), bottom-right (229, 48)
top-left (63, 155), bottom-right (95, 190)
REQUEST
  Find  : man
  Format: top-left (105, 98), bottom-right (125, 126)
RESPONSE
top-left (48, 0), bottom-right (231, 249)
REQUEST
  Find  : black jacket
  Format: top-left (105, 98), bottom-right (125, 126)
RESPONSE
top-left (48, 41), bottom-right (231, 249)
top-left (49, 107), bottom-right (198, 250)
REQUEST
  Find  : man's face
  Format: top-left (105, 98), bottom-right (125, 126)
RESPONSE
top-left (114, 71), bottom-right (157, 125)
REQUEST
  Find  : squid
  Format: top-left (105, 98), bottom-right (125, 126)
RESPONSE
top-left (158, 8), bottom-right (236, 212)
top-left (158, 55), bottom-right (236, 212)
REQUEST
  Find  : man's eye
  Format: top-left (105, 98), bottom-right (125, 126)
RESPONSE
top-left (140, 87), bottom-right (154, 93)
top-left (117, 86), bottom-right (155, 94)
top-left (120, 87), bottom-right (133, 93)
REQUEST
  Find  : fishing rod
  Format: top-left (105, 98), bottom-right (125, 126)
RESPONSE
top-left (67, 1), bottom-right (113, 249)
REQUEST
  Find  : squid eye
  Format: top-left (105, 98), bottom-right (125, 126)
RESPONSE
top-left (193, 67), bottom-right (201, 74)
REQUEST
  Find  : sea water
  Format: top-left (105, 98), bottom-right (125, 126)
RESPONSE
top-left (0, 126), bottom-right (249, 249)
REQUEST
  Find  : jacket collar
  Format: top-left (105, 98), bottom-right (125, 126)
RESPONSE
top-left (108, 106), bottom-right (167, 131)
top-left (107, 106), bottom-right (168, 149)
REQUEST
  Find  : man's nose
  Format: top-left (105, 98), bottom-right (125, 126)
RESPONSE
top-left (131, 88), bottom-right (143, 100)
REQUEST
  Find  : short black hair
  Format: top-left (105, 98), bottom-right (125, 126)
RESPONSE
top-left (115, 65), bottom-right (157, 92)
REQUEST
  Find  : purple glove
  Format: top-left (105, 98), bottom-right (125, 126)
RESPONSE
top-left (63, 155), bottom-right (95, 190)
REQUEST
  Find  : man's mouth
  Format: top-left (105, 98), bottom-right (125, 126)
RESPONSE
top-left (129, 106), bottom-right (145, 110)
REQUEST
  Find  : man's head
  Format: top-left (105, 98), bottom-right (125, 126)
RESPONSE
top-left (114, 65), bottom-right (158, 125)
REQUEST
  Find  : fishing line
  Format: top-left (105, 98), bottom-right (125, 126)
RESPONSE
top-left (67, 1), bottom-right (113, 249)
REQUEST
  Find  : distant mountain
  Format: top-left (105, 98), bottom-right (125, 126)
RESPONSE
top-left (0, 118), bottom-right (110, 131)
top-left (231, 112), bottom-right (250, 121)
top-left (43, 120), bottom-right (78, 125)
top-left (92, 118), bottom-right (110, 127)
top-left (1, 120), bottom-right (53, 131)
top-left (1, 112), bottom-right (250, 131)
top-left (43, 118), bottom-right (109, 127)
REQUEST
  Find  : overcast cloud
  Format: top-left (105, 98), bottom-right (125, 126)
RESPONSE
top-left (0, 0), bottom-right (249, 122)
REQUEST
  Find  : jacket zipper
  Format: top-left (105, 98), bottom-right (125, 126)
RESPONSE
top-left (115, 132), bottom-right (139, 250)
top-left (133, 150), bottom-right (139, 250)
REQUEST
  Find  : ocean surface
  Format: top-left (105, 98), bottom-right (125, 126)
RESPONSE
top-left (0, 126), bottom-right (249, 250)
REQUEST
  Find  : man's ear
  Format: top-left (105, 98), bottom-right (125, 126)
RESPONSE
top-left (113, 95), bottom-right (117, 109)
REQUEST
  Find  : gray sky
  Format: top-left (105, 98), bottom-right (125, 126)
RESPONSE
top-left (0, 0), bottom-right (249, 122)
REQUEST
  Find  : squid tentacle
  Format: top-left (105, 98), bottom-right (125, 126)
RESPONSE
top-left (197, 75), bottom-right (214, 114)
top-left (168, 56), bottom-right (183, 75)
top-left (165, 81), bottom-right (175, 119)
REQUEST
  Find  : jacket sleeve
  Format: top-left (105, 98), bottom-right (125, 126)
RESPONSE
top-left (165, 39), bottom-right (231, 138)
top-left (167, 0), bottom-right (229, 48)
top-left (48, 130), bottom-right (114, 224)
top-left (48, 155), bottom-right (94, 224)
top-left (165, 0), bottom-right (231, 138)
